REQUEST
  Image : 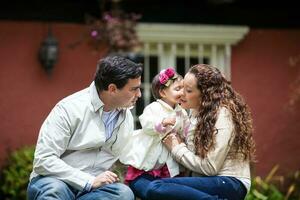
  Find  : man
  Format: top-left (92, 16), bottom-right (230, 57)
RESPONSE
top-left (27, 56), bottom-right (143, 200)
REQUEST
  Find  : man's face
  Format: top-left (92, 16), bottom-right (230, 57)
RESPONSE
top-left (114, 77), bottom-right (142, 108)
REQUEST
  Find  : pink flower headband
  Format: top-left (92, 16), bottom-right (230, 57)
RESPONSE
top-left (159, 67), bottom-right (178, 87)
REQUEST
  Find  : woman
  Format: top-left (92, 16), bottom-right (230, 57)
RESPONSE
top-left (144, 64), bottom-right (256, 200)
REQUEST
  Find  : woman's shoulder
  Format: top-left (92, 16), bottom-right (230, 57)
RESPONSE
top-left (216, 107), bottom-right (233, 128)
top-left (218, 107), bottom-right (231, 117)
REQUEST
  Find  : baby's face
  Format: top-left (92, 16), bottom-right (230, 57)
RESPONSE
top-left (162, 79), bottom-right (184, 107)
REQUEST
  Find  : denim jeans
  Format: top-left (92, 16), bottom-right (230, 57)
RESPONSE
top-left (129, 174), bottom-right (247, 200)
top-left (27, 176), bottom-right (134, 200)
top-left (129, 174), bottom-right (159, 200)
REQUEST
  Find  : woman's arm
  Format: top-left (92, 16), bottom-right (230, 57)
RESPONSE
top-left (163, 108), bottom-right (234, 176)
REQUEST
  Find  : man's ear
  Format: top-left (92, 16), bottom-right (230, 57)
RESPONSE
top-left (107, 83), bottom-right (117, 93)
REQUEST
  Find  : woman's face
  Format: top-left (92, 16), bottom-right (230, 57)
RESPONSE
top-left (180, 72), bottom-right (201, 110)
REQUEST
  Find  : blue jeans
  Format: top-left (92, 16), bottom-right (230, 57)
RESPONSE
top-left (129, 174), bottom-right (247, 200)
top-left (27, 176), bottom-right (134, 200)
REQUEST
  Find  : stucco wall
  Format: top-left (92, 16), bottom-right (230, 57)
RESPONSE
top-left (232, 29), bottom-right (300, 176)
top-left (0, 21), bottom-right (107, 163)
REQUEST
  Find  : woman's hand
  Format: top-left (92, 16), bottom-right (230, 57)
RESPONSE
top-left (162, 117), bottom-right (176, 127)
top-left (162, 133), bottom-right (182, 151)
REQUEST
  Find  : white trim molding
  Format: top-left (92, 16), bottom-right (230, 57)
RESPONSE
top-left (137, 23), bottom-right (249, 45)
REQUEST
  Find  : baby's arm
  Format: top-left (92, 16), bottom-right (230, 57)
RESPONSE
top-left (155, 116), bottom-right (177, 140)
top-left (139, 103), bottom-right (173, 136)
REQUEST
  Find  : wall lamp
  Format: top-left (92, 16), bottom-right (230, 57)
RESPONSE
top-left (38, 26), bottom-right (59, 75)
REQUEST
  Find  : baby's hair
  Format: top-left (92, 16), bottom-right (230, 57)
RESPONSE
top-left (151, 71), bottom-right (182, 100)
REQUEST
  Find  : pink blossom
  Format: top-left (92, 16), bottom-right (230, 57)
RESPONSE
top-left (159, 73), bottom-right (169, 84)
top-left (91, 30), bottom-right (98, 37)
top-left (103, 14), bottom-right (112, 21)
top-left (165, 68), bottom-right (175, 78)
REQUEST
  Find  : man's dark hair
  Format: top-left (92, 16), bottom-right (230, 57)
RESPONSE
top-left (94, 56), bottom-right (143, 91)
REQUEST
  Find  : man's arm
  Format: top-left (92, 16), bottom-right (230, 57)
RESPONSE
top-left (33, 104), bottom-right (95, 191)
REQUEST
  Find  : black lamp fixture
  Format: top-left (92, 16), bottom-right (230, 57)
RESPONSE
top-left (38, 25), bottom-right (59, 75)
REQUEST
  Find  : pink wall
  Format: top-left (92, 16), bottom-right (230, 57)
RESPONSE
top-left (232, 29), bottom-right (300, 176)
top-left (0, 21), bottom-right (108, 163)
top-left (0, 21), bottom-right (299, 177)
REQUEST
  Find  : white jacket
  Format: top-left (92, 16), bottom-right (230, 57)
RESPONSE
top-left (30, 82), bottom-right (134, 191)
top-left (120, 100), bottom-right (189, 177)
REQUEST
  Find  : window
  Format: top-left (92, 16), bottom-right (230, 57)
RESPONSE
top-left (132, 23), bottom-right (249, 127)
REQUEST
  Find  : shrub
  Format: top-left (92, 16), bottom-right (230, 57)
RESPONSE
top-left (0, 146), bottom-right (35, 200)
top-left (246, 165), bottom-right (300, 200)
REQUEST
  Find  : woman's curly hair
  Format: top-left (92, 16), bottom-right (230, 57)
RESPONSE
top-left (189, 64), bottom-right (255, 161)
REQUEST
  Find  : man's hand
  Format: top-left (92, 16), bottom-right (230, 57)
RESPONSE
top-left (162, 117), bottom-right (176, 127)
top-left (92, 171), bottom-right (119, 189)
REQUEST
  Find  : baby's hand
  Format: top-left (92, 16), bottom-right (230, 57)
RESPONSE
top-left (162, 117), bottom-right (176, 127)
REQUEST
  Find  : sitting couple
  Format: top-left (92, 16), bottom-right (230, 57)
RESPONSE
top-left (27, 56), bottom-right (255, 200)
